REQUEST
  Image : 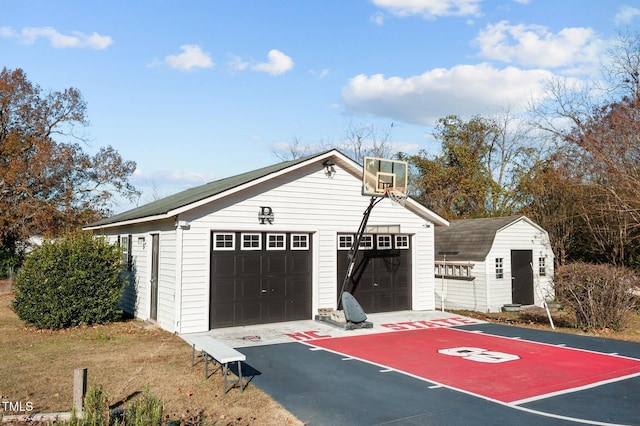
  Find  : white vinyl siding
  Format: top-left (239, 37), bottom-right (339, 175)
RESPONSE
top-left (92, 160), bottom-right (440, 334)
top-left (157, 230), bottom-right (176, 331)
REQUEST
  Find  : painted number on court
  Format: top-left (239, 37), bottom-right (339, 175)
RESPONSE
top-left (438, 347), bottom-right (520, 363)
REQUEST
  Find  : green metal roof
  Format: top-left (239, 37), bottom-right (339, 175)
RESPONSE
top-left (86, 150), bottom-right (335, 228)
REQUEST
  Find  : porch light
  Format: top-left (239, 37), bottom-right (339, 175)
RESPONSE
top-left (323, 160), bottom-right (336, 178)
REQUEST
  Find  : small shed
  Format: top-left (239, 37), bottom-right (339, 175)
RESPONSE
top-left (84, 150), bottom-right (448, 333)
top-left (434, 215), bottom-right (554, 312)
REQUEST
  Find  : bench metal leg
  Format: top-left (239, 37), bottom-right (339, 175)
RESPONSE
top-left (222, 360), bottom-right (245, 394)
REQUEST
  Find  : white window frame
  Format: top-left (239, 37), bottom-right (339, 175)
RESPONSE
top-left (539, 257), bottom-right (547, 276)
top-left (338, 234), bottom-right (354, 250)
top-left (119, 234), bottom-right (132, 271)
top-left (435, 261), bottom-right (473, 279)
top-left (213, 232), bottom-right (235, 251)
top-left (291, 234), bottom-right (309, 250)
top-left (395, 235), bottom-right (409, 249)
top-left (267, 233), bottom-right (286, 250)
top-left (377, 235), bottom-right (392, 250)
top-left (496, 258), bottom-right (504, 279)
top-left (359, 235), bottom-right (373, 250)
top-left (242, 233), bottom-right (262, 250)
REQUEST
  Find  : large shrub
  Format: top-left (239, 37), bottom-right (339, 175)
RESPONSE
top-left (554, 262), bottom-right (639, 331)
top-left (13, 232), bottom-right (126, 329)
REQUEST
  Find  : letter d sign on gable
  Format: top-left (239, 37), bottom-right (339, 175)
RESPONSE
top-left (259, 206), bottom-right (274, 224)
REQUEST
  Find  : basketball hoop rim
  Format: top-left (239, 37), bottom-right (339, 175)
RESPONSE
top-left (383, 187), bottom-right (408, 205)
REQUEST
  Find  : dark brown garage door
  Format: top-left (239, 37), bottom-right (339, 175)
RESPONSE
top-left (210, 231), bottom-right (312, 328)
top-left (337, 233), bottom-right (411, 313)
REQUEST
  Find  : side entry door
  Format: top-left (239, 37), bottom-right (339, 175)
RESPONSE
top-left (511, 249), bottom-right (533, 305)
top-left (150, 234), bottom-right (159, 321)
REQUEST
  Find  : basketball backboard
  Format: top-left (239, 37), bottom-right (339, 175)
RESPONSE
top-left (362, 156), bottom-right (408, 197)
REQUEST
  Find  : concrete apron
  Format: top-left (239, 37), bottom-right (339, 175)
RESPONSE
top-left (181, 310), bottom-right (486, 348)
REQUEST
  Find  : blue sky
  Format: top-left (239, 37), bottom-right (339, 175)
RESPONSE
top-left (2, 0), bottom-right (639, 211)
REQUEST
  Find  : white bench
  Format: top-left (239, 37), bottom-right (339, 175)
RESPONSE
top-left (190, 336), bottom-right (247, 393)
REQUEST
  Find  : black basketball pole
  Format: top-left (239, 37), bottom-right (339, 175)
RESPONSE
top-left (338, 196), bottom-right (384, 309)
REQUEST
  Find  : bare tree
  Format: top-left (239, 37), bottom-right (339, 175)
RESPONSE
top-left (527, 31), bottom-right (640, 265)
top-left (270, 137), bottom-right (319, 161)
top-left (603, 30), bottom-right (640, 101)
top-left (271, 122), bottom-right (398, 164)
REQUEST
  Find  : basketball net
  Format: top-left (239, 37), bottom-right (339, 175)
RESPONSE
top-left (384, 187), bottom-right (408, 206)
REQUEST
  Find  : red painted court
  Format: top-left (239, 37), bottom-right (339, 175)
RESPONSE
top-left (308, 327), bottom-right (640, 404)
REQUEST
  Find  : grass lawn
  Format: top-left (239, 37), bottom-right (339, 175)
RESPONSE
top-left (452, 305), bottom-right (640, 342)
top-left (0, 285), bottom-right (302, 425)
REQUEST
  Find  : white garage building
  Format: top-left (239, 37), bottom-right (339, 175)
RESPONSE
top-left (85, 150), bottom-right (449, 334)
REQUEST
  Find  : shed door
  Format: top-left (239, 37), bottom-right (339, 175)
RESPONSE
top-left (210, 232), bottom-right (312, 329)
top-left (337, 234), bottom-right (411, 313)
top-left (511, 249), bottom-right (534, 305)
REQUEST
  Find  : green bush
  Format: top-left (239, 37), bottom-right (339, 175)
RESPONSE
top-left (554, 262), bottom-right (639, 331)
top-left (124, 386), bottom-right (164, 426)
top-left (82, 381), bottom-right (112, 426)
top-left (12, 232), bottom-right (126, 329)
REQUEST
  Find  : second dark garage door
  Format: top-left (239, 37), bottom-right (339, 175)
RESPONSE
top-left (337, 233), bottom-right (412, 313)
top-left (210, 231), bottom-right (312, 329)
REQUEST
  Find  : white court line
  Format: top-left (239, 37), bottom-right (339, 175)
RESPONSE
top-left (510, 371), bottom-right (640, 405)
top-left (301, 331), bottom-right (639, 426)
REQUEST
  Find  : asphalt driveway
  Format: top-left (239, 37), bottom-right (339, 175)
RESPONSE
top-left (185, 312), bottom-right (640, 425)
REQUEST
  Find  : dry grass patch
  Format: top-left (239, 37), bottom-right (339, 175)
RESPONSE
top-left (453, 305), bottom-right (640, 343)
top-left (0, 290), bottom-right (302, 425)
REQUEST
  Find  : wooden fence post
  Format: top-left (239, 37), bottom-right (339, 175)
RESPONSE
top-left (73, 368), bottom-right (87, 413)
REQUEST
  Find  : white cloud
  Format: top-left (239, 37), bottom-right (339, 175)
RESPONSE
top-left (0, 26), bottom-right (112, 49)
top-left (372, 0), bottom-right (481, 19)
top-left (160, 44), bottom-right (214, 71)
top-left (341, 64), bottom-right (557, 125)
top-left (615, 5), bottom-right (640, 25)
top-left (252, 49), bottom-right (294, 75)
top-left (0, 27), bottom-right (17, 37)
top-left (309, 68), bottom-right (330, 78)
top-left (131, 168), bottom-right (218, 198)
top-left (227, 54), bottom-right (249, 72)
top-left (371, 11), bottom-right (385, 25)
top-left (474, 21), bottom-right (605, 71)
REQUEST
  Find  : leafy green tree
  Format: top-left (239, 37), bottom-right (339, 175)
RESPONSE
top-left (404, 115), bottom-right (502, 219)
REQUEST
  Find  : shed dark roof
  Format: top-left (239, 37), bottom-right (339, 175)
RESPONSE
top-left (87, 150), bottom-right (334, 228)
top-left (434, 215), bottom-right (525, 261)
